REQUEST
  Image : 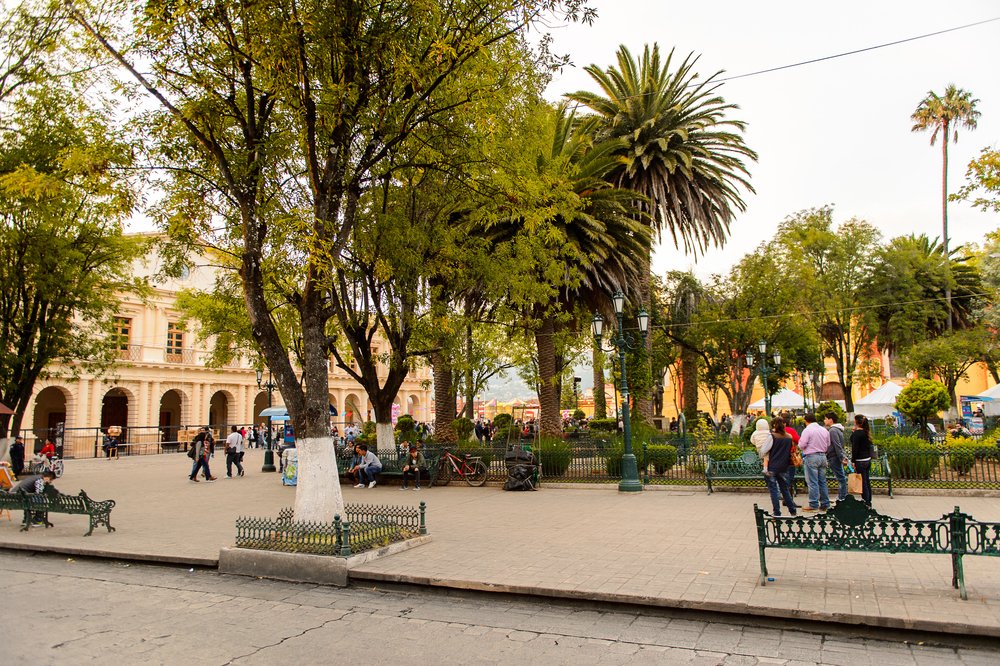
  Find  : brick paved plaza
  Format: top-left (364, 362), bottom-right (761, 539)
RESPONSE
top-left (2, 451), bottom-right (1000, 638)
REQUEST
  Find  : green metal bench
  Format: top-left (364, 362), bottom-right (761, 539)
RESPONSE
top-left (337, 446), bottom-right (443, 486)
top-left (706, 450), bottom-right (893, 497)
top-left (754, 495), bottom-right (1000, 599)
top-left (2, 488), bottom-right (116, 536)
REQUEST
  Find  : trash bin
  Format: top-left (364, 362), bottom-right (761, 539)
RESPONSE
top-left (503, 448), bottom-right (536, 491)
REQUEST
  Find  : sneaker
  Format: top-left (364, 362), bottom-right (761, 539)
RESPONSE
top-left (413, 486), bottom-right (420, 491)
top-left (399, 485), bottom-right (408, 491)
top-left (368, 480), bottom-right (377, 488)
top-left (226, 475), bottom-right (233, 478)
top-left (354, 483), bottom-right (365, 488)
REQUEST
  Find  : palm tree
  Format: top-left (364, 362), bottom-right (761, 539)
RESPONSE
top-left (481, 103), bottom-right (650, 435)
top-left (911, 84), bottom-right (980, 330)
top-left (566, 43), bottom-right (756, 420)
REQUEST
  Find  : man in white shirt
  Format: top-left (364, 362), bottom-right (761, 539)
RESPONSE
top-left (225, 425), bottom-right (245, 478)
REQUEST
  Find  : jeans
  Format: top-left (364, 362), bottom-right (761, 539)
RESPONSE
top-left (803, 453), bottom-right (830, 508)
top-left (402, 468), bottom-right (421, 488)
top-left (764, 471), bottom-right (796, 515)
top-left (359, 464), bottom-right (382, 484)
top-left (829, 456), bottom-right (848, 501)
top-left (855, 459), bottom-right (872, 506)
top-left (226, 452), bottom-right (244, 477)
top-left (190, 457), bottom-right (212, 479)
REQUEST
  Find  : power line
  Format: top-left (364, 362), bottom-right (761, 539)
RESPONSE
top-left (714, 16), bottom-right (1000, 83)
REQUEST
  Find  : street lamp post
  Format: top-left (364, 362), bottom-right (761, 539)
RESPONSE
top-left (747, 340), bottom-right (781, 418)
top-left (592, 290), bottom-right (649, 493)
top-left (256, 368), bottom-right (278, 473)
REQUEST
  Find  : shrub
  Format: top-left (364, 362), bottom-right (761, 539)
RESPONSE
top-left (455, 440), bottom-right (494, 467)
top-left (947, 443), bottom-right (977, 475)
top-left (452, 417), bottom-right (475, 441)
top-left (572, 409), bottom-right (586, 421)
top-left (395, 414), bottom-right (416, 442)
top-left (589, 418), bottom-right (617, 432)
top-left (493, 413), bottom-right (513, 431)
top-left (881, 436), bottom-right (938, 480)
top-left (537, 436), bottom-right (573, 477)
top-left (645, 444), bottom-right (679, 474)
top-left (896, 379), bottom-right (950, 425)
top-left (814, 401), bottom-right (847, 426)
top-left (706, 444), bottom-right (742, 462)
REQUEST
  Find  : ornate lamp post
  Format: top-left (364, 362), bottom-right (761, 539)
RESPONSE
top-left (747, 340), bottom-right (781, 417)
top-left (592, 290), bottom-right (649, 493)
top-left (256, 368), bottom-right (278, 473)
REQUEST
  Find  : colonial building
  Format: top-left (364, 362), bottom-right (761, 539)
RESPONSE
top-left (27, 243), bottom-right (432, 457)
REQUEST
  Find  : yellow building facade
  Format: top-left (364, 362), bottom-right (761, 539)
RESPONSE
top-left (27, 247), bottom-right (432, 457)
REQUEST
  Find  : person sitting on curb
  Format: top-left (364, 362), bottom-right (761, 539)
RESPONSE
top-left (400, 443), bottom-right (425, 491)
top-left (8, 470), bottom-right (58, 526)
top-left (353, 444), bottom-right (382, 489)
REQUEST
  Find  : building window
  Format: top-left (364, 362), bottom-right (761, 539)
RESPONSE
top-left (113, 317), bottom-right (131, 350)
top-left (166, 322), bottom-right (185, 362)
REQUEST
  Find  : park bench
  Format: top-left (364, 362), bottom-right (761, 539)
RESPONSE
top-left (705, 450), bottom-right (893, 497)
top-left (754, 495), bottom-right (1000, 600)
top-left (336, 446), bottom-right (444, 486)
top-left (0, 487), bottom-right (116, 536)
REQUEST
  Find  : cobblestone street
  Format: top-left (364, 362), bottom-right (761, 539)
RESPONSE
top-left (2, 551), bottom-right (997, 665)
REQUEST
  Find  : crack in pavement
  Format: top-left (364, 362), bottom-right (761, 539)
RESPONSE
top-left (222, 611), bottom-right (356, 665)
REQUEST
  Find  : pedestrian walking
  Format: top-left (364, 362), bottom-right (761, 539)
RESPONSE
top-left (189, 427), bottom-right (217, 482)
top-left (225, 425), bottom-right (245, 478)
top-left (764, 418), bottom-right (797, 516)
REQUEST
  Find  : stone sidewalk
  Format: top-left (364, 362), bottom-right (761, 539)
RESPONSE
top-left (2, 452), bottom-right (1000, 637)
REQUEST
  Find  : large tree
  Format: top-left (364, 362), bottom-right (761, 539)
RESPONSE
top-left (73, 0), bottom-right (592, 521)
top-left (778, 207), bottom-right (881, 412)
top-left (565, 43), bottom-right (756, 421)
top-left (911, 84), bottom-right (980, 331)
top-left (0, 78), bottom-right (143, 443)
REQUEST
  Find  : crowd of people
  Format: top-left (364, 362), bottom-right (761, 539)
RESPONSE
top-left (750, 410), bottom-right (874, 516)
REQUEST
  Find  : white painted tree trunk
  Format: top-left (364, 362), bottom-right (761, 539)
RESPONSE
top-left (0, 436), bottom-right (11, 462)
top-left (730, 414), bottom-right (749, 438)
top-left (293, 437), bottom-right (344, 523)
top-left (376, 422), bottom-right (395, 455)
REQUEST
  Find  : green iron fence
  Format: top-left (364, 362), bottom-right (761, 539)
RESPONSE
top-left (235, 501), bottom-right (426, 557)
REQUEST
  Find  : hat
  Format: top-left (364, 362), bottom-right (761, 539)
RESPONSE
top-left (14, 435), bottom-right (23, 441)
top-left (408, 443), bottom-right (418, 451)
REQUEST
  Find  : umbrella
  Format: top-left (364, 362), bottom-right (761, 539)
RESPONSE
top-left (258, 406), bottom-right (289, 419)
top-left (0, 402), bottom-right (13, 415)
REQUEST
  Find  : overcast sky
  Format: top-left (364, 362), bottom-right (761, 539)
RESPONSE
top-left (539, 0), bottom-right (1000, 280)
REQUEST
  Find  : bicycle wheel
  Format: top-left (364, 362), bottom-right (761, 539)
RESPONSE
top-left (434, 460), bottom-right (453, 486)
top-left (466, 460), bottom-right (488, 487)
top-left (52, 460), bottom-right (64, 478)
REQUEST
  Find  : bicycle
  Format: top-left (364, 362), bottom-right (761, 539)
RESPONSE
top-left (29, 455), bottom-right (64, 478)
top-left (434, 449), bottom-right (488, 487)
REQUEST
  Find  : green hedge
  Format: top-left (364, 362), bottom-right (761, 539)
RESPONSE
top-left (537, 437), bottom-right (572, 477)
top-left (881, 437), bottom-right (938, 480)
top-left (588, 418), bottom-right (617, 432)
top-left (706, 444), bottom-right (743, 461)
top-left (493, 413), bottom-right (513, 431)
top-left (454, 440), bottom-right (494, 467)
top-left (645, 444), bottom-right (678, 474)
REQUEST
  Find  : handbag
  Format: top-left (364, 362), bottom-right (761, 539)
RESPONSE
top-left (187, 447), bottom-right (197, 460)
top-left (790, 447), bottom-right (803, 467)
top-left (848, 472), bottom-right (864, 494)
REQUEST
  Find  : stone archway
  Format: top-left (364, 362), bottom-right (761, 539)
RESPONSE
top-left (159, 389), bottom-right (185, 445)
top-left (406, 394), bottom-right (420, 418)
top-left (208, 390), bottom-right (233, 428)
top-left (102, 387), bottom-right (134, 443)
top-left (820, 382), bottom-right (846, 402)
top-left (253, 391), bottom-right (269, 427)
top-left (344, 393), bottom-right (363, 424)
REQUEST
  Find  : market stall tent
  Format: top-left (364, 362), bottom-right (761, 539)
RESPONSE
top-left (973, 384), bottom-right (1000, 416)
top-left (854, 382), bottom-right (903, 419)
top-left (748, 388), bottom-right (806, 411)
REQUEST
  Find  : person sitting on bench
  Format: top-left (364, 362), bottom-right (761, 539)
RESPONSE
top-left (400, 443), bottom-right (425, 491)
top-left (7, 471), bottom-right (57, 526)
top-left (353, 444), bottom-right (382, 489)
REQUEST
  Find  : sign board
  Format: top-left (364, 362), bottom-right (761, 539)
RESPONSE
top-left (971, 417), bottom-right (985, 435)
top-left (391, 402), bottom-right (400, 425)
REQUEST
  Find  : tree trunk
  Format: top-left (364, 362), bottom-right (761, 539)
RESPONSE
top-left (592, 342), bottom-right (606, 419)
top-left (681, 347), bottom-right (699, 423)
top-left (535, 318), bottom-right (562, 437)
top-left (942, 130), bottom-right (952, 332)
top-left (431, 351), bottom-right (456, 442)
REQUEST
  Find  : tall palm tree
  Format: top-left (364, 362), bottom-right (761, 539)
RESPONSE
top-left (566, 43), bottom-right (756, 420)
top-left (482, 103), bottom-right (650, 435)
top-left (911, 84), bottom-right (980, 330)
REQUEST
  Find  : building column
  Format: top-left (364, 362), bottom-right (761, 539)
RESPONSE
top-left (150, 381), bottom-right (161, 427)
top-left (76, 378), bottom-right (90, 430)
top-left (137, 380), bottom-right (150, 428)
top-left (91, 380), bottom-right (103, 428)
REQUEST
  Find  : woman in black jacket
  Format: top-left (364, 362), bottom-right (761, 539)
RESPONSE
top-left (765, 417), bottom-right (797, 516)
top-left (850, 415), bottom-right (874, 507)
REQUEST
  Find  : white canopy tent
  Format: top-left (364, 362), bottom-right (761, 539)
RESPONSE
top-left (853, 382), bottom-right (903, 419)
top-left (973, 384), bottom-right (1000, 416)
top-left (748, 388), bottom-right (806, 411)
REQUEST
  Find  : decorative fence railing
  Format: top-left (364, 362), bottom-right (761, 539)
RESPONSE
top-left (28, 423), bottom-right (260, 460)
top-left (236, 502), bottom-right (427, 557)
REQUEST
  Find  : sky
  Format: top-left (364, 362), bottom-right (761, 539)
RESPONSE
top-left (538, 0), bottom-right (1000, 281)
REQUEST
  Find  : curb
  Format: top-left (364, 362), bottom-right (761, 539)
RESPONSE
top-left (0, 541), bottom-right (218, 567)
top-left (347, 570), bottom-right (1000, 639)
